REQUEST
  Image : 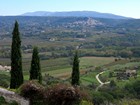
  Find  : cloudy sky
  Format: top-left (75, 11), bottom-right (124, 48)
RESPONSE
top-left (0, 0), bottom-right (140, 18)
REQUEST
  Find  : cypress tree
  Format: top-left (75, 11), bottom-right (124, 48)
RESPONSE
top-left (30, 47), bottom-right (42, 83)
top-left (71, 50), bottom-right (80, 86)
top-left (10, 21), bottom-right (23, 89)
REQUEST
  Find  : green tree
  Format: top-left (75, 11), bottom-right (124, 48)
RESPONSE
top-left (71, 51), bottom-right (80, 86)
top-left (92, 92), bottom-right (105, 105)
top-left (30, 47), bottom-right (42, 83)
top-left (10, 21), bottom-right (23, 89)
top-left (110, 80), bottom-right (116, 88)
top-left (109, 72), bottom-right (113, 78)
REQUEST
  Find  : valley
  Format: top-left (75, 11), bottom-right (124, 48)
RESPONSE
top-left (0, 16), bottom-right (140, 104)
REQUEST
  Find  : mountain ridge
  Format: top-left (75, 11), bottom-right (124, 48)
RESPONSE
top-left (21, 11), bottom-right (132, 19)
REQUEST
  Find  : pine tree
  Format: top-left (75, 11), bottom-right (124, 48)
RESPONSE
top-left (10, 21), bottom-right (23, 89)
top-left (30, 47), bottom-right (42, 83)
top-left (71, 51), bottom-right (80, 86)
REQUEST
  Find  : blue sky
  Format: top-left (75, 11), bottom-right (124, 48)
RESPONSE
top-left (0, 0), bottom-right (140, 18)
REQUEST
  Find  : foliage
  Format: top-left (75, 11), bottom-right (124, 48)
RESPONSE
top-left (19, 80), bottom-right (45, 105)
top-left (1, 17), bottom-right (140, 104)
top-left (125, 80), bottom-right (140, 99)
top-left (109, 80), bottom-right (116, 88)
top-left (0, 96), bottom-right (6, 104)
top-left (0, 96), bottom-right (18, 105)
top-left (72, 51), bottom-right (80, 86)
top-left (45, 84), bottom-right (81, 105)
top-left (30, 47), bottom-right (42, 83)
top-left (0, 73), bottom-right (10, 88)
top-left (92, 91), bottom-right (114, 105)
top-left (9, 101), bottom-right (19, 105)
top-left (92, 92), bottom-right (105, 105)
top-left (118, 99), bottom-right (140, 105)
top-left (43, 74), bottom-right (60, 86)
top-left (81, 100), bottom-right (93, 105)
top-left (10, 21), bottom-right (23, 89)
top-left (20, 81), bottom-right (92, 105)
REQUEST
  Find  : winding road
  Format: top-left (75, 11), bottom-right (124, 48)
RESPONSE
top-left (95, 71), bottom-right (110, 91)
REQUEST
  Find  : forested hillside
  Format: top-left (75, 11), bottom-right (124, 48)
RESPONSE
top-left (0, 16), bottom-right (140, 58)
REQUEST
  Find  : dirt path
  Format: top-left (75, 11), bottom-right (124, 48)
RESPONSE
top-left (95, 71), bottom-right (110, 91)
top-left (0, 87), bottom-right (29, 105)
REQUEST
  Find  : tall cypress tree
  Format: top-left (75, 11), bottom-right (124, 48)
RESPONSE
top-left (30, 47), bottom-right (42, 83)
top-left (10, 21), bottom-right (23, 89)
top-left (71, 50), bottom-right (80, 86)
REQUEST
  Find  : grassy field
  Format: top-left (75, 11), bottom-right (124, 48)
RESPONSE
top-left (44, 57), bottom-right (115, 79)
top-left (81, 72), bottom-right (99, 85)
top-left (80, 57), bottom-right (115, 69)
top-left (1, 55), bottom-right (140, 88)
top-left (0, 56), bottom-right (115, 87)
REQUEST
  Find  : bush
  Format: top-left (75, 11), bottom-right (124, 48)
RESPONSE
top-left (0, 96), bottom-right (18, 105)
top-left (125, 80), bottom-right (140, 99)
top-left (45, 84), bottom-right (81, 105)
top-left (19, 80), bottom-right (45, 105)
top-left (20, 81), bottom-right (91, 105)
top-left (92, 92), bottom-right (105, 105)
top-left (0, 96), bottom-right (6, 104)
top-left (81, 100), bottom-right (93, 105)
top-left (92, 92), bottom-right (114, 105)
top-left (0, 80), bottom-right (9, 88)
top-left (9, 101), bottom-right (19, 105)
top-left (110, 80), bottom-right (116, 88)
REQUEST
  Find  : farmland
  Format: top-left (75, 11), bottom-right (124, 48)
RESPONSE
top-left (0, 55), bottom-right (112, 88)
top-left (0, 16), bottom-right (140, 104)
top-left (1, 54), bottom-right (140, 89)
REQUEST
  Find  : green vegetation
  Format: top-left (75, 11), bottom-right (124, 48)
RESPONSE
top-left (0, 96), bottom-right (18, 105)
top-left (0, 17), bottom-right (140, 104)
top-left (30, 47), bottom-right (42, 83)
top-left (1, 17), bottom-right (140, 59)
top-left (0, 73), bottom-right (10, 88)
top-left (72, 51), bottom-right (80, 85)
top-left (10, 21), bottom-right (23, 89)
top-left (80, 57), bottom-right (114, 68)
top-left (118, 99), bottom-right (140, 105)
top-left (20, 81), bottom-right (82, 105)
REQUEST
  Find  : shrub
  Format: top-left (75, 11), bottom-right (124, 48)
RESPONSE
top-left (92, 92), bottom-right (105, 105)
top-left (19, 80), bottom-right (45, 105)
top-left (45, 84), bottom-right (81, 105)
top-left (44, 74), bottom-right (60, 86)
top-left (20, 82), bottom-right (91, 105)
top-left (81, 100), bottom-right (93, 105)
top-left (125, 80), bottom-right (140, 99)
top-left (0, 96), bottom-right (18, 105)
top-left (0, 80), bottom-right (9, 88)
top-left (9, 101), bottom-right (19, 105)
top-left (109, 80), bottom-right (116, 88)
top-left (0, 96), bottom-right (6, 104)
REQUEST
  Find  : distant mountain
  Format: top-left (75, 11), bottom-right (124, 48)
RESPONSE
top-left (21, 11), bottom-right (131, 19)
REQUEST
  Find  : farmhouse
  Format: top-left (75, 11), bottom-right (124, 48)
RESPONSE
top-left (116, 69), bottom-right (137, 80)
top-left (125, 70), bottom-right (137, 77)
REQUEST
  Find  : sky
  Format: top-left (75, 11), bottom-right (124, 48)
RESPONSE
top-left (0, 0), bottom-right (140, 18)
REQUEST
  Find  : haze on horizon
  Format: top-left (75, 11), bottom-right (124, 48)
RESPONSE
top-left (0, 0), bottom-right (140, 19)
